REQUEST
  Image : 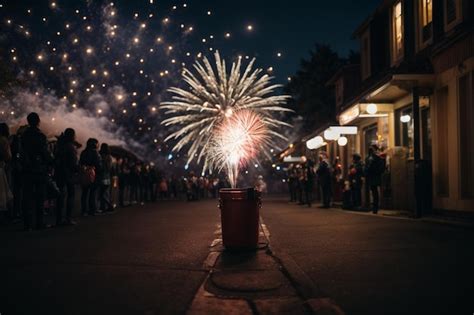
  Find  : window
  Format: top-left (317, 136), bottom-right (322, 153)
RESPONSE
top-left (391, 1), bottom-right (404, 63)
top-left (419, 0), bottom-right (433, 44)
top-left (459, 72), bottom-right (474, 199)
top-left (435, 87), bottom-right (449, 196)
top-left (444, 0), bottom-right (462, 31)
top-left (395, 106), bottom-right (414, 157)
top-left (361, 30), bottom-right (371, 79)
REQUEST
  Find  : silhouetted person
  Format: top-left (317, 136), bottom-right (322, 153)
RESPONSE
top-left (98, 143), bottom-right (114, 212)
top-left (349, 153), bottom-right (364, 209)
top-left (118, 157), bottom-right (130, 207)
top-left (0, 123), bottom-right (12, 218)
top-left (80, 138), bottom-right (101, 216)
top-left (365, 145), bottom-right (385, 214)
top-left (10, 125), bottom-right (27, 221)
top-left (21, 113), bottom-right (53, 230)
top-left (304, 160), bottom-right (315, 207)
top-left (129, 161), bottom-right (139, 205)
top-left (54, 128), bottom-right (79, 225)
top-left (316, 152), bottom-right (332, 208)
top-left (296, 168), bottom-right (304, 205)
top-left (288, 166), bottom-right (297, 202)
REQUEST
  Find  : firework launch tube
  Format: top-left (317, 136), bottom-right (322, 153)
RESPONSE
top-left (219, 188), bottom-right (260, 249)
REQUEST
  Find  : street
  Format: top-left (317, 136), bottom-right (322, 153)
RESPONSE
top-left (1, 198), bottom-right (474, 315)
top-left (0, 201), bottom-right (218, 315)
top-left (262, 198), bottom-right (474, 315)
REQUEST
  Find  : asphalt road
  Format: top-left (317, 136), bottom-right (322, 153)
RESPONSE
top-left (261, 197), bottom-right (474, 315)
top-left (2, 197), bottom-right (474, 315)
top-left (0, 200), bottom-right (220, 315)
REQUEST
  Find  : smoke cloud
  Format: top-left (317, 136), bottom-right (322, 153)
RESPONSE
top-left (0, 88), bottom-right (143, 157)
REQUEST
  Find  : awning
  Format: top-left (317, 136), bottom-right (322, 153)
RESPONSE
top-left (339, 103), bottom-right (393, 125)
top-left (338, 73), bottom-right (435, 125)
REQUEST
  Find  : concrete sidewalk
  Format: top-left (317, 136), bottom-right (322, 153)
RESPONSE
top-left (187, 220), bottom-right (345, 315)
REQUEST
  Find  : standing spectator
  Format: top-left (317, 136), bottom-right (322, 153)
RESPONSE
top-left (316, 152), bottom-right (332, 208)
top-left (159, 177), bottom-right (168, 199)
top-left (169, 175), bottom-right (178, 199)
top-left (348, 153), bottom-right (364, 210)
top-left (54, 128), bottom-right (79, 225)
top-left (10, 126), bottom-right (27, 221)
top-left (128, 161), bottom-right (139, 205)
top-left (332, 157), bottom-right (343, 202)
top-left (118, 157), bottom-right (130, 207)
top-left (149, 166), bottom-right (158, 202)
top-left (365, 145), bottom-right (385, 214)
top-left (0, 123), bottom-right (12, 220)
top-left (21, 113), bottom-right (53, 230)
top-left (98, 143), bottom-right (114, 213)
top-left (296, 167), bottom-right (305, 205)
top-left (80, 138), bottom-right (101, 216)
top-left (304, 160), bottom-right (315, 207)
top-left (288, 166), bottom-right (297, 202)
top-left (140, 164), bottom-right (151, 202)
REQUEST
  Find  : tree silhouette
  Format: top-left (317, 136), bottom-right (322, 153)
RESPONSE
top-left (285, 44), bottom-right (345, 133)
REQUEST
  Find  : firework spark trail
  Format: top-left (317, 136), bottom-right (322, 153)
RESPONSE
top-left (209, 110), bottom-right (271, 187)
top-left (161, 51), bottom-right (292, 184)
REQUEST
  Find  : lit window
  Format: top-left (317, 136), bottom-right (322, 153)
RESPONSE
top-left (419, 0), bottom-right (433, 44)
top-left (392, 1), bottom-right (404, 63)
top-left (422, 0), bottom-right (433, 26)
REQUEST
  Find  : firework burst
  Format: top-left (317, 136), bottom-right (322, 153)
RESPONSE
top-left (209, 110), bottom-right (270, 187)
top-left (161, 51), bottom-right (292, 183)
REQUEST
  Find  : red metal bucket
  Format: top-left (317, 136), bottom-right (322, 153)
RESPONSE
top-left (219, 188), bottom-right (260, 249)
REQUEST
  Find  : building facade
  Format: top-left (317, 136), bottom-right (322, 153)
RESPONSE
top-left (325, 0), bottom-right (474, 214)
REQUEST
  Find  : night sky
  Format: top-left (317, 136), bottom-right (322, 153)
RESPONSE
top-left (0, 0), bottom-right (380, 166)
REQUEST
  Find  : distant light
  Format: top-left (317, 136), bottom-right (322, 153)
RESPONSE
top-left (168, 154), bottom-right (173, 160)
top-left (277, 52), bottom-right (282, 57)
top-left (400, 115), bottom-right (411, 123)
top-left (184, 164), bottom-right (189, 170)
top-left (366, 103), bottom-right (378, 115)
top-left (276, 166), bottom-right (281, 171)
top-left (254, 164), bottom-right (259, 168)
top-left (207, 10), bottom-right (211, 15)
top-left (247, 25), bottom-right (253, 31)
top-left (337, 136), bottom-right (348, 146)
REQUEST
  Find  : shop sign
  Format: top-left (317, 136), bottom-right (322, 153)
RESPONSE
top-left (339, 104), bottom-right (360, 125)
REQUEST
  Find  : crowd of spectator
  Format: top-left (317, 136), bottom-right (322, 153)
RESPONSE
top-left (0, 112), bottom-right (233, 230)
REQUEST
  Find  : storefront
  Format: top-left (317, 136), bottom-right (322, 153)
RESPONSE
top-left (337, 74), bottom-right (434, 211)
